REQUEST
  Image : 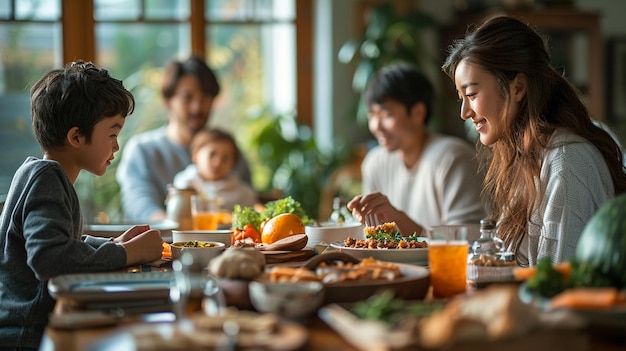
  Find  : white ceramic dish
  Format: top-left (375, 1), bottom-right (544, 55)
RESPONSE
top-left (170, 241), bottom-right (226, 270)
top-left (248, 280), bottom-right (325, 319)
top-left (304, 221), bottom-right (365, 248)
top-left (171, 230), bottom-right (232, 247)
top-left (329, 239), bottom-right (429, 264)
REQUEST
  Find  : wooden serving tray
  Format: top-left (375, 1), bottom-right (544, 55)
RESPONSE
top-left (262, 247), bottom-right (316, 264)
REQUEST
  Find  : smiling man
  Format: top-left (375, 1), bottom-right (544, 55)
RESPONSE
top-left (347, 63), bottom-right (487, 237)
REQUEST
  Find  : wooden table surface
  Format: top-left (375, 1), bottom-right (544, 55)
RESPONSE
top-left (40, 263), bottom-right (626, 351)
top-left (41, 311), bottom-right (626, 351)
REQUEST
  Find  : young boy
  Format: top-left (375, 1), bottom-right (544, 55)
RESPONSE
top-left (0, 62), bottom-right (164, 350)
top-left (173, 128), bottom-right (258, 211)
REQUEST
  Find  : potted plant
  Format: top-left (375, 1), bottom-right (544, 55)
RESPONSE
top-left (337, 2), bottom-right (438, 124)
top-left (242, 108), bottom-right (349, 220)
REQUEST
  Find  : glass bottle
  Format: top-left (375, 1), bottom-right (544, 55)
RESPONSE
top-left (329, 197), bottom-right (346, 224)
top-left (470, 218), bottom-right (505, 262)
top-left (468, 219), bottom-right (503, 279)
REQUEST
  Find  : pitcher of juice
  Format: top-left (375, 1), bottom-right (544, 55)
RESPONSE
top-left (165, 185), bottom-right (197, 230)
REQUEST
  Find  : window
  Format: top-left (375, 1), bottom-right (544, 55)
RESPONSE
top-left (0, 0), bottom-right (305, 222)
top-left (0, 0), bottom-right (62, 201)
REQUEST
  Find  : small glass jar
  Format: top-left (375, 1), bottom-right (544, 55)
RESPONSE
top-left (329, 197), bottom-right (346, 224)
top-left (467, 218), bottom-right (515, 283)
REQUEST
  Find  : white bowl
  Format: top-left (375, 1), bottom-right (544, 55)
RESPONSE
top-left (248, 280), bottom-right (325, 320)
top-left (170, 241), bottom-right (226, 271)
top-left (304, 221), bottom-right (365, 247)
top-left (171, 230), bottom-right (233, 247)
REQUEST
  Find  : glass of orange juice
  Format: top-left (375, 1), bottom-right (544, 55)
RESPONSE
top-left (191, 195), bottom-right (218, 231)
top-left (427, 225), bottom-right (469, 298)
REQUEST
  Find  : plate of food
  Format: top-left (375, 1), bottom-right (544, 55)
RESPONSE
top-left (264, 251), bottom-right (431, 304)
top-left (516, 259), bottom-right (626, 339)
top-left (329, 222), bottom-right (429, 264)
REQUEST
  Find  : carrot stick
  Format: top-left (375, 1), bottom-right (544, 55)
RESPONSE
top-left (549, 287), bottom-right (619, 310)
top-left (162, 242), bottom-right (171, 259)
top-left (512, 267), bottom-right (536, 281)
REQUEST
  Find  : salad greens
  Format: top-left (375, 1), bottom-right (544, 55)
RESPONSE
top-left (527, 258), bottom-right (618, 299)
top-left (232, 196), bottom-right (312, 232)
top-left (232, 205), bottom-right (263, 232)
top-left (366, 231), bottom-right (420, 243)
top-left (526, 259), bottom-right (568, 298)
top-left (352, 290), bottom-right (445, 325)
top-left (262, 196), bottom-right (312, 225)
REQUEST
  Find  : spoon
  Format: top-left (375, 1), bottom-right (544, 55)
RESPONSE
top-left (256, 233), bottom-right (308, 251)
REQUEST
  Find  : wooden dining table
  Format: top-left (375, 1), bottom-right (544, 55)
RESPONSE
top-left (40, 261), bottom-right (626, 351)
top-left (41, 308), bottom-right (626, 351)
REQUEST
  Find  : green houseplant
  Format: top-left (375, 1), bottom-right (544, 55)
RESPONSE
top-left (241, 108), bottom-right (349, 220)
top-left (338, 2), bottom-right (438, 124)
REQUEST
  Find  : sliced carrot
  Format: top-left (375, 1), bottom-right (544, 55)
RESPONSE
top-left (512, 261), bottom-right (571, 281)
top-left (512, 267), bottom-right (537, 281)
top-left (549, 287), bottom-right (619, 310)
top-left (162, 242), bottom-right (171, 259)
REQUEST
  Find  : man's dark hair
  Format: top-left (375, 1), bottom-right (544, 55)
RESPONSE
top-left (161, 55), bottom-right (220, 99)
top-left (364, 63), bottom-right (434, 123)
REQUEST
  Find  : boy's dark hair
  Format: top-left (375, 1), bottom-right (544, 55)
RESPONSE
top-left (364, 63), bottom-right (434, 123)
top-left (30, 61), bottom-right (135, 151)
top-left (190, 128), bottom-right (240, 165)
top-left (161, 55), bottom-right (220, 99)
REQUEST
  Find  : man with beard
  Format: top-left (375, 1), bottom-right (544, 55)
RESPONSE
top-left (116, 56), bottom-right (250, 222)
top-left (347, 63), bottom-right (486, 237)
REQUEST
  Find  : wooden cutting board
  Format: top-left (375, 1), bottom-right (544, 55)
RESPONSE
top-left (262, 247), bottom-right (315, 264)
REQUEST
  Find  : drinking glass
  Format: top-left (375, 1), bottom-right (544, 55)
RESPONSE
top-left (202, 273), bottom-right (227, 316)
top-left (428, 225), bottom-right (469, 298)
top-left (170, 252), bottom-right (193, 321)
top-left (191, 195), bottom-right (219, 230)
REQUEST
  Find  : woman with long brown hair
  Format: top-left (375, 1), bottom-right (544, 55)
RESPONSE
top-left (442, 16), bottom-right (626, 267)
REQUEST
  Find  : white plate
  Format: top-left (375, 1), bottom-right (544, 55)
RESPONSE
top-left (329, 239), bottom-right (429, 264)
top-left (48, 272), bottom-right (204, 308)
top-left (83, 219), bottom-right (179, 239)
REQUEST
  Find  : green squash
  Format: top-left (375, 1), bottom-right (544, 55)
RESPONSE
top-left (575, 193), bottom-right (626, 289)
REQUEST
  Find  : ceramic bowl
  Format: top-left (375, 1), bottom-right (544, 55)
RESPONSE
top-left (248, 280), bottom-right (325, 320)
top-left (170, 241), bottom-right (226, 271)
top-left (304, 221), bottom-right (365, 247)
top-left (171, 230), bottom-right (233, 247)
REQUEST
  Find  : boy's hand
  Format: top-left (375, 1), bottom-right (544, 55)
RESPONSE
top-left (121, 229), bottom-right (164, 265)
top-left (114, 224), bottom-right (151, 243)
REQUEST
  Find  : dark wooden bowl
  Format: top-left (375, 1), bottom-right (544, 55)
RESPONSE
top-left (304, 251), bottom-right (431, 304)
top-left (218, 251), bottom-right (430, 308)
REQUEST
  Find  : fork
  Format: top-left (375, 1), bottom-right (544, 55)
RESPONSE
top-left (365, 214), bottom-right (380, 227)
